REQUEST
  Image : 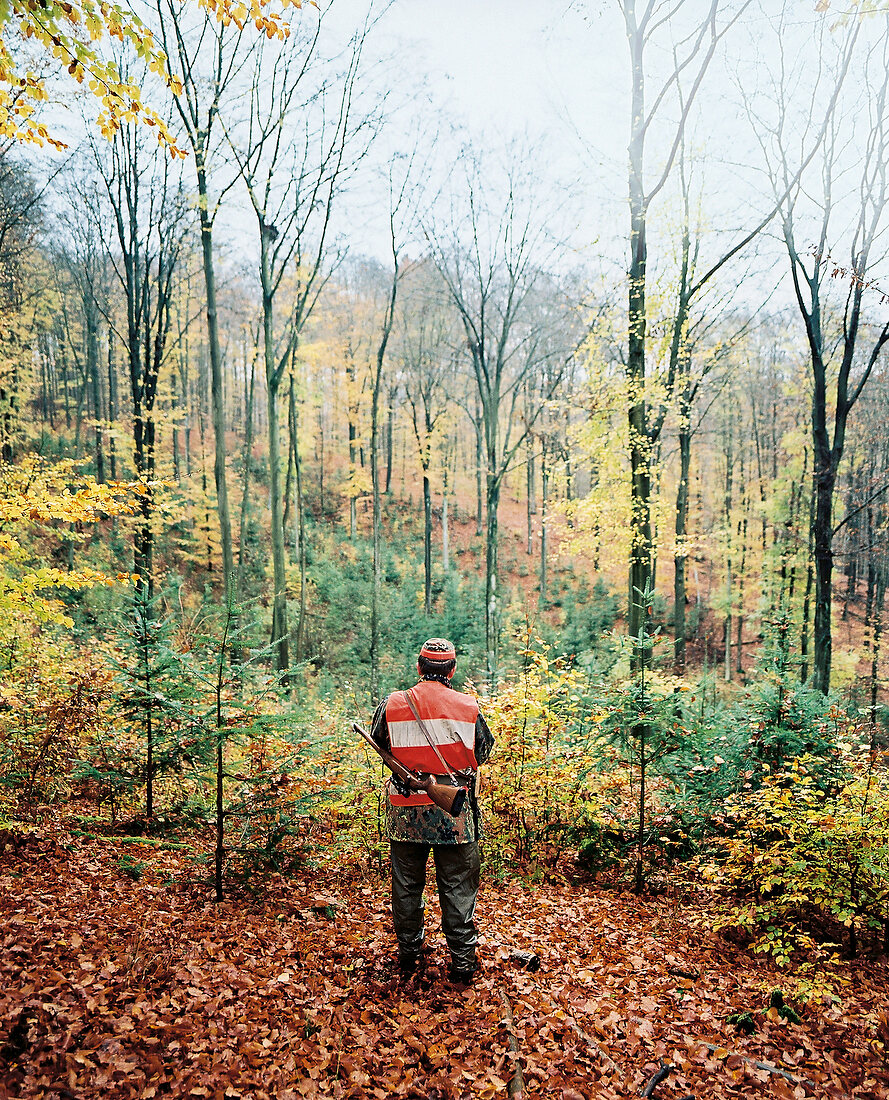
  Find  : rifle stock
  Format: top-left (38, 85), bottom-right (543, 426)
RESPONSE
top-left (353, 722), bottom-right (467, 819)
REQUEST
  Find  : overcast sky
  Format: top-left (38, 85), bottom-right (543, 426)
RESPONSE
top-left (311, 1), bottom-right (889, 320)
top-left (317, 1), bottom-right (778, 285)
top-left (35, 0), bottom-right (887, 320)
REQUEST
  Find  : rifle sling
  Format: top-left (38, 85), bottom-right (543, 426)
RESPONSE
top-left (403, 688), bottom-right (467, 786)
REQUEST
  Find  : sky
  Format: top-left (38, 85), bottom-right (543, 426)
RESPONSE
top-left (32, 0), bottom-right (889, 320)
top-left (317, 0), bottom-right (889, 316)
top-left (319, 0), bottom-right (633, 254)
top-left (309, 0), bottom-right (813, 319)
top-left (365, 0), bottom-right (625, 148)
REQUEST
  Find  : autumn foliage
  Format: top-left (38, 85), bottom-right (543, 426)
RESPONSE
top-left (3, 1), bottom-right (889, 1092)
top-left (3, 816), bottom-right (889, 1099)
top-left (0, 0), bottom-right (301, 150)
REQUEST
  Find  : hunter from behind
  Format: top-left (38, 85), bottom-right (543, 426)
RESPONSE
top-left (368, 638), bottom-right (494, 984)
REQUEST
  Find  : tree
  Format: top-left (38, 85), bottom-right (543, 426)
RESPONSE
top-left (0, 149), bottom-right (46, 460)
top-left (398, 261), bottom-right (457, 616)
top-left (89, 112), bottom-right (191, 596)
top-left (0, 150), bottom-right (43, 296)
top-left (619, 0), bottom-right (750, 659)
top-left (153, 0), bottom-right (255, 609)
top-left (757, 13), bottom-right (889, 693)
top-left (369, 143), bottom-right (429, 695)
top-left (0, 0), bottom-right (298, 150)
top-left (224, 11), bottom-right (374, 673)
top-left (427, 149), bottom-right (571, 680)
top-left (56, 170), bottom-right (113, 482)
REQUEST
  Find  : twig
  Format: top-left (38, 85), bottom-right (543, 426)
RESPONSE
top-left (701, 1043), bottom-right (815, 1087)
top-left (563, 1014), bottom-right (620, 1076)
top-left (499, 991), bottom-right (525, 1100)
top-left (667, 965), bottom-right (700, 980)
top-left (641, 1059), bottom-right (672, 1096)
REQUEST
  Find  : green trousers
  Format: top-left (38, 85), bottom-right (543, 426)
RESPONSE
top-left (390, 840), bottom-right (480, 972)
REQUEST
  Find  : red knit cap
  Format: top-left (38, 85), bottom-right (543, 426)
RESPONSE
top-left (418, 638), bottom-right (456, 661)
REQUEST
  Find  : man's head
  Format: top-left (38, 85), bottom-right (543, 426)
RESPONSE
top-left (417, 638), bottom-right (456, 681)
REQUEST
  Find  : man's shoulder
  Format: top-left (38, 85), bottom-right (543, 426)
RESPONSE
top-left (438, 683), bottom-right (480, 716)
top-left (451, 686), bottom-right (480, 707)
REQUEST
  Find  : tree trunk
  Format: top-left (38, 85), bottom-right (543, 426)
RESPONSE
top-left (673, 390), bottom-right (692, 672)
top-left (199, 403), bottom-right (213, 575)
top-left (197, 151), bottom-right (235, 600)
top-left (526, 437), bottom-right (535, 556)
top-left (626, 12), bottom-right (652, 658)
top-left (142, 612), bottom-right (154, 821)
top-left (261, 238), bottom-right (289, 675)
top-left (236, 353), bottom-right (257, 605)
top-left (442, 492), bottom-right (449, 572)
top-left (475, 411), bottom-right (483, 537)
top-left (540, 440), bottom-right (549, 605)
top-left (133, 413), bottom-right (155, 602)
top-left (73, 366), bottom-right (87, 458)
top-left (171, 363), bottom-right (181, 482)
top-left (318, 406), bottom-right (325, 515)
top-left (86, 296), bottom-right (105, 484)
top-left (107, 337), bottom-right (117, 481)
top-left (869, 568), bottom-right (886, 728)
top-left (348, 404), bottom-right (357, 540)
top-left (485, 472), bottom-right (501, 682)
top-left (812, 458), bottom-right (836, 694)
top-left (634, 651), bottom-right (647, 896)
top-left (385, 399), bottom-right (394, 494)
top-left (371, 256), bottom-right (397, 698)
top-left (723, 417), bottom-right (734, 682)
top-left (283, 384), bottom-right (295, 550)
top-left (842, 475), bottom-right (859, 621)
top-left (61, 324), bottom-right (71, 431)
top-left (423, 473), bottom-right (432, 616)
top-left (290, 374), bottom-right (308, 662)
top-left (736, 506), bottom-right (748, 678)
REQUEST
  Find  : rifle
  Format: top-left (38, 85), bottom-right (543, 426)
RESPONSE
top-left (353, 722), bottom-right (467, 818)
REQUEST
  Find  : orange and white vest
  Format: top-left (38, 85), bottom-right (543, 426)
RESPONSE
top-left (385, 679), bottom-right (479, 807)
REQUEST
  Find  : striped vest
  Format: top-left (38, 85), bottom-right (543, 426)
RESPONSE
top-left (385, 680), bottom-right (479, 807)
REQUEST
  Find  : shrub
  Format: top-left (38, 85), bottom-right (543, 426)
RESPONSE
top-left (705, 755), bottom-right (889, 961)
top-left (481, 641), bottom-right (618, 875)
top-left (0, 657), bottom-right (111, 815)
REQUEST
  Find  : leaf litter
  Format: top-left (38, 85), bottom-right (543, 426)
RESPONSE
top-left (1, 822), bottom-right (887, 1099)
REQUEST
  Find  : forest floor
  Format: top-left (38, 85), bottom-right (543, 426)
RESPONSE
top-left (2, 818), bottom-right (888, 1100)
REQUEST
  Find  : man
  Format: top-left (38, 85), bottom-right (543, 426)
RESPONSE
top-left (371, 638), bottom-right (494, 984)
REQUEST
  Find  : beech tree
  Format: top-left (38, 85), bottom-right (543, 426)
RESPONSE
top-left (89, 116), bottom-right (191, 597)
top-left (397, 261), bottom-right (458, 616)
top-left (619, 0), bottom-right (759, 662)
top-left (153, 0), bottom-right (256, 606)
top-left (427, 149), bottom-right (573, 678)
top-left (224, 11), bottom-right (373, 673)
top-left (56, 176), bottom-right (110, 483)
top-left (0, 151), bottom-right (45, 459)
top-left (757, 14), bottom-right (889, 693)
top-left (0, 0), bottom-right (301, 150)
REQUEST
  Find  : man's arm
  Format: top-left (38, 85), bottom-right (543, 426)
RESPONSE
top-left (370, 698), bottom-right (389, 751)
top-left (370, 695), bottom-right (418, 798)
top-left (475, 711), bottom-right (494, 765)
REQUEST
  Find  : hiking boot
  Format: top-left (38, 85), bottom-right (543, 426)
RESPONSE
top-left (397, 952), bottom-right (420, 975)
top-left (448, 966), bottom-right (476, 986)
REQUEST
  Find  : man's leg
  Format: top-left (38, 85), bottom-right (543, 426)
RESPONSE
top-left (432, 842), bottom-right (480, 976)
top-left (390, 841), bottom-right (430, 966)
